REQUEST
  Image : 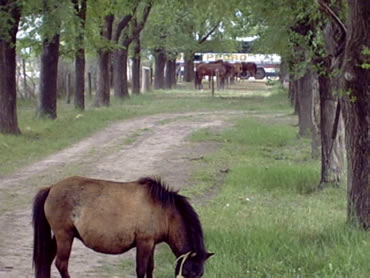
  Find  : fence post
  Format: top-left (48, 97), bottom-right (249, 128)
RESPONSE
top-left (88, 72), bottom-right (92, 98)
top-left (66, 73), bottom-right (71, 104)
top-left (215, 70), bottom-right (220, 94)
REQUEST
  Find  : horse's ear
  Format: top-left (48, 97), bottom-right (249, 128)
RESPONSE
top-left (205, 252), bottom-right (214, 260)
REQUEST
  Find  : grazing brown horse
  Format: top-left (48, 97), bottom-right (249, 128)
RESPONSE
top-left (241, 62), bottom-right (257, 78)
top-left (32, 176), bottom-right (213, 278)
top-left (195, 63), bottom-right (227, 89)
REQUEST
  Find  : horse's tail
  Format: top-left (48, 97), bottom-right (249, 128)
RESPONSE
top-left (32, 187), bottom-right (56, 278)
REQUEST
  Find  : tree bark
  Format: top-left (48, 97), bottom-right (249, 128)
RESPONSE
top-left (183, 51), bottom-right (194, 82)
top-left (66, 73), bottom-right (72, 104)
top-left (0, 0), bottom-right (21, 134)
top-left (74, 48), bottom-right (85, 109)
top-left (288, 77), bottom-right (299, 115)
top-left (112, 14), bottom-right (133, 100)
top-left (165, 59), bottom-right (176, 89)
top-left (311, 75), bottom-right (321, 159)
top-left (279, 58), bottom-right (289, 83)
top-left (73, 0), bottom-right (87, 111)
top-left (96, 48), bottom-right (112, 106)
top-left (341, 0), bottom-right (369, 229)
top-left (317, 12), bottom-right (346, 187)
top-left (154, 49), bottom-right (166, 89)
top-left (113, 48), bottom-right (129, 99)
top-left (38, 34), bottom-right (60, 118)
top-left (131, 36), bottom-right (141, 94)
top-left (297, 69), bottom-right (314, 136)
top-left (87, 72), bottom-right (92, 98)
top-left (95, 14), bottom-right (114, 107)
top-left (318, 72), bottom-right (345, 186)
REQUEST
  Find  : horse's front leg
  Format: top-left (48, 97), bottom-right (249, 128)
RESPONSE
top-left (136, 240), bottom-right (155, 278)
top-left (146, 249), bottom-right (155, 278)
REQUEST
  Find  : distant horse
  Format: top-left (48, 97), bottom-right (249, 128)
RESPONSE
top-left (233, 63), bottom-right (243, 79)
top-left (211, 60), bottom-right (235, 81)
top-left (32, 176), bottom-right (213, 278)
top-left (195, 63), bottom-right (227, 90)
top-left (241, 62), bottom-right (257, 78)
top-left (212, 60), bottom-right (243, 85)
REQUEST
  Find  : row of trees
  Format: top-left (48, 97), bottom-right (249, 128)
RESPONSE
top-left (243, 0), bottom-right (368, 229)
top-left (1, 0), bottom-right (246, 134)
top-left (0, 0), bottom-right (368, 228)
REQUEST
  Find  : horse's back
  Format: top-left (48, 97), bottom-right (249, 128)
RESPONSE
top-left (44, 176), bottom-right (167, 254)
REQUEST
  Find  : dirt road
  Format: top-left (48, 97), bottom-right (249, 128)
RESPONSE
top-left (0, 111), bottom-right (242, 278)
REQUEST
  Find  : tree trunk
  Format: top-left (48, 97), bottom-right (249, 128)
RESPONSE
top-left (316, 3), bottom-right (346, 188)
top-left (22, 58), bottom-right (28, 99)
top-left (165, 59), bottom-right (176, 89)
top-left (113, 3), bottom-right (152, 98)
top-left (0, 0), bottom-right (21, 134)
top-left (318, 73), bottom-right (345, 187)
top-left (66, 73), bottom-right (72, 104)
top-left (131, 37), bottom-right (141, 94)
top-left (183, 51), bottom-right (194, 82)
top-left (279, 58), bottom-right (289, 83)
top-left (38, 34), bottom-right (60, 119)
top-left (341, 0), bottom-right (369, 229)
top-left (95, 14), bottom-right (113, 107)
top-left (297, 69), bottom-right (314, 136)
top-left (171, 59), bottom-right (177, 88)
top-left (288, 78), bottom-right (299, 115)
top-left (311, 75), bottom-right (321, 159)
top-left (73, 0), bottom-right (87, 110)
top-left (113, 48), bottom-right (129, 99)
top-left (88, 72), bottom-right (92, 98)
top-left (74, 48), bottom-right (85, 110)
top-left (154, 49), bottom-right (166, 89)
top-left (96, 49), bottom-right (111, 106)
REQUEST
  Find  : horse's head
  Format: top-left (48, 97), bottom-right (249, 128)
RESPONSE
top-left (175, 251), bottom-right (214, 278)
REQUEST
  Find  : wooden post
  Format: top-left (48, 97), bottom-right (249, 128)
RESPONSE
top-left (211, 73), bottom-right (215, 96)
top-left (88, 72), bottom-right (92, 98)
top-left (216, 69), bottom-right (220, 93)
top-left (66, 73), bottom-right (71, 104)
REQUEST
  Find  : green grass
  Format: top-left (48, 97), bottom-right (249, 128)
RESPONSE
top-left (146, 100), bottom-right (369, 277)
top-left (2, 84), bottom-right (367, 277)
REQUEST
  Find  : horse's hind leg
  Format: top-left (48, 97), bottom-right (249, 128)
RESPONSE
top-left (54, 233), bottom-right (73, 278)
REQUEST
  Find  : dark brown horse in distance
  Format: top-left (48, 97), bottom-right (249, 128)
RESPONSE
top-left (241, 62), bottom-right (257, 78)
top-left (32, 176), bottom-right (213, 278)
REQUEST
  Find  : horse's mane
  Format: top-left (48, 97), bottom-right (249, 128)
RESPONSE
top-left (138, 177), bottom-right (206, 253)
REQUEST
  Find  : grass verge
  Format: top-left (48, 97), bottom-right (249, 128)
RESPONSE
top-left (0, 85), bottom-right (289, 176)
top-left (144, 100), bottom-right (368, 277)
